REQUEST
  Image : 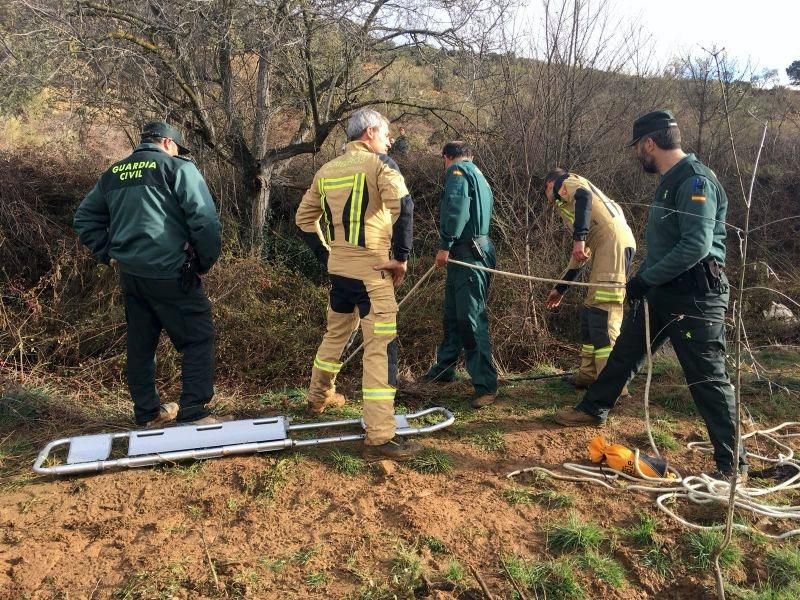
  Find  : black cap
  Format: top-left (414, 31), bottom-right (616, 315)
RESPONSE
top-left (141, 121), bottom-right (190, 155)
top-left (627, 110), bottom-right (678, 147)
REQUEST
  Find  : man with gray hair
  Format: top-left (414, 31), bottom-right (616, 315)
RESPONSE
top-left (296, 108), bottom-right (420, 461)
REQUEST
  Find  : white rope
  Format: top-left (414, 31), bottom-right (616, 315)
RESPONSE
top-left (446, 258), bottom-right (626, 289)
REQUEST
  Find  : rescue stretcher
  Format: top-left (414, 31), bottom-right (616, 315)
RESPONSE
top-left (32, 407), bottom-right (454, 476)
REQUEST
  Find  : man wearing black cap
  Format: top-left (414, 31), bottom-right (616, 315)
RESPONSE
top-left (554, 110), bottom-right (747, 481)
top-left (421, 141), bottom-right (498, 408)
top-left (74, 121), bottom-right (227, 427)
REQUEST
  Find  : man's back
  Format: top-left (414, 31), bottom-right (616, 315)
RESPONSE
top-left (74, 143), bottom-right (221, 279)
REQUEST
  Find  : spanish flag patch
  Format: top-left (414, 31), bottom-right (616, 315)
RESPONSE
top-left (452, 169), bottom-right (463, 176)
top-left (691, 177), bottom-right (706, 202)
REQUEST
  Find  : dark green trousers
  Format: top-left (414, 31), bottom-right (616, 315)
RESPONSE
top-left (576, 273), bottom-right (746, 472)
top-left (120, 272), bottom-right (214, 425)
top-left (426, 242), bottom-right (498, 395)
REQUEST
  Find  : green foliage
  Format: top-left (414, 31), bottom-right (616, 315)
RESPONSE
top-left (533, 490), bottom-right (574, 509)
top-left (625, 512), bottom-right (658, 547)
top-left (469, 429), bottom-right (506, 452)
top-left (547, 514), bottom-right (605, 554)
top-left (409, 449), bottom-right (453, 474)
top-left (444, 559), bottom-right (465, 583)
top-left (305, 571), bottom-right (327, 587)
top-left (391, 543), bottom-right (424, 591)
top-left (502, 555), bottom-right (585, 600)
top-left (642, 546), bottom-right (674, 579)
top-left (422, 536), bottom-right (449, 554)
top-left (787, 60), bottom-right (800, 86)
top-left (238, 458), bottom-right (293, 502)
top-left (502, 487), bottom-right (536, 505)
top-left (577, 551), bottom-right (626, 588)
top-left (684, 531), bottom-right (741, 571)
top-left (765, 546), bottom-right (800, 588)
top-left (327, 449), bottom-right (366, 476)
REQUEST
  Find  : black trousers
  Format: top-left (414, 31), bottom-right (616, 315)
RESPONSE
top-left (120, 272), bottom-right (214, 424)
top-left (576, 273), bottom-right (746, 472)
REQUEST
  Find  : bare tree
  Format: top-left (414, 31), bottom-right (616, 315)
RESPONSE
top-left (16, 0), bottom-right (509, 255)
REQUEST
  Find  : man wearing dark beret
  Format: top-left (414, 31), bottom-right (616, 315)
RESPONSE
top-left (554, 110), bottom-right (747, 482)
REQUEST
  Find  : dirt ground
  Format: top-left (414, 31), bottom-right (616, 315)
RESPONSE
top-left (2, 353), bottom-right (799, 599)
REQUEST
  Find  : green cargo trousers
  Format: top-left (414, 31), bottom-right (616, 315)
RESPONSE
top-left (575, 272), bottom-right (746, 473)
top-left (120, 272), bottom-right (214, 425)
top-left (425, 240), bottom-right (498, 396)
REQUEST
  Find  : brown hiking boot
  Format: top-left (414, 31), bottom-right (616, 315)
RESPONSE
top-left (553, 407), bottom-right (605, 427)
top-left (470, 393), bottom-right (496, 409)
top-left (189, 414), bottom-right (237, 426)
top-left (561, 374), bottom-right (590, 390)
top-left (363, 436), bottom-right (423, 461)
top-left (306, 393), bottom-right (346, 416)
top-left (144, 402), bottom-right (179, 428)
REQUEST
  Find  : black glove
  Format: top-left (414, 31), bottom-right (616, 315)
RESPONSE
top-left (626, 275), bottom-right (649, 303)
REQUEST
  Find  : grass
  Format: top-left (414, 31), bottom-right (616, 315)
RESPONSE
top-left (391, 543), bottom-right (424, 592)
top-left (547, 513), bottom-right (605, 554)
top-left (641, 546), bottom-right (674, 578)
top-left (765, 546), bottom-right (800, 587)
top-left (502, 487), bottom-right (536, 505)
top-left (327, 449), bottom-right (366, 476)
top-left (238, 457), bottom-right (294, 502)
top-left (409, 449), bottom-right (453, 474)
top-left (305, 571), bottom-right (327, 587)
top-left (422, 536), bottom-right (449, 554)
top-left (577, 551), bottom-right (626, 588)
top-left (502, 555), bottom-right (584, 600)
top-left (468, 428), bottom-right (506, 452)
top-left (684, 530), bottom-right (741, 571)
top-left (624, 512), bottom-right (658, 547)
top-left (653, 390), bottom-right (696, 415)
top-left (444, 559), bottom-right (465, 583)
top-left (503, 487), bottom-right (573, 508)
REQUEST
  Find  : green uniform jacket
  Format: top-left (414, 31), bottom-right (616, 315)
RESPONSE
top-left (638, 154), bottom-right (727, 286)
top-left (439, 160), bottom-right (493, 250)
top-left (73, 143), bottom-right (222, 279)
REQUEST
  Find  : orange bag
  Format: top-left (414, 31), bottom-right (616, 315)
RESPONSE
top-left (588, 436), bottom-right (674, 478)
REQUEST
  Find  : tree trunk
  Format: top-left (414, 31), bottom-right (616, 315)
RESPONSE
top-left (248, 162), bottom-right (274, 258)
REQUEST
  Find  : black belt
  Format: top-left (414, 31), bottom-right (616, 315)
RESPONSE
top-left (451, 235), bottom-right (491, 260)
top-left (665, 257), bottom-right (724, 293)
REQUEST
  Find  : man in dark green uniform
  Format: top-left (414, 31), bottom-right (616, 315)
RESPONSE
top-left (554, 110), bottom-right (747, 480)
top-left (74, 122), bottom-right (227, 428)
top-left (421, 141), bottom-right (498, 408)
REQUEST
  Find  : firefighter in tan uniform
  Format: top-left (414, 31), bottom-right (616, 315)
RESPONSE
top-left (296, 109), bottom-right (420, 461)
top-left (543, 168), bottom-right (636, 394)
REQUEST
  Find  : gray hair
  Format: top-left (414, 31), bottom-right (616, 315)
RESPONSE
top-left (346, 108), bottom-right (388, 141)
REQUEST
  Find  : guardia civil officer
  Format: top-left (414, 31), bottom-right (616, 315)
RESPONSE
top-left (296, 108), bottom-right (420, 461)
top-left (554, 110), bottom-right (747, 481)
top-left (74, 122), bottom-right (227, 428)
top-left (543, 169), bottom-right (636, 396)
top-left (421, 142), bottom-right (498, 408)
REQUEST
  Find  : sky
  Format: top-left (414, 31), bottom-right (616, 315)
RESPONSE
top-left (520, 0), bottom-right (799, 85)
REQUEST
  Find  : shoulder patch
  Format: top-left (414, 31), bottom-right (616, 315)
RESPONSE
top-left (690, 177), bottom-right (706, 202)
top-left (451, 169), bottom-right (463, 176)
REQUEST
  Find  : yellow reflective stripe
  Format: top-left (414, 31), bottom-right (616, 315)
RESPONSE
top-left (363, 388), bottom-right (396, 401)
top-left (313, 356), bottom-right (342, 373)
top-left (322, 174), bottom-right (355, 185)
top-left (348, 173), bottom-right (359, 243)
top-left (352, 173), bottom-right (365, 244)
top-left (594, 346), bottom-right (613, 358)
top-left (323, 181), bottom-right (355, 190)
top-left (374, 321), bottom-right (397, 335)
top-left (581, 344), bottom-right (594, 353)
top-left (318, 178), bottom-right (330, 243)
top-left (594, 289), bottom-right (625, 302)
